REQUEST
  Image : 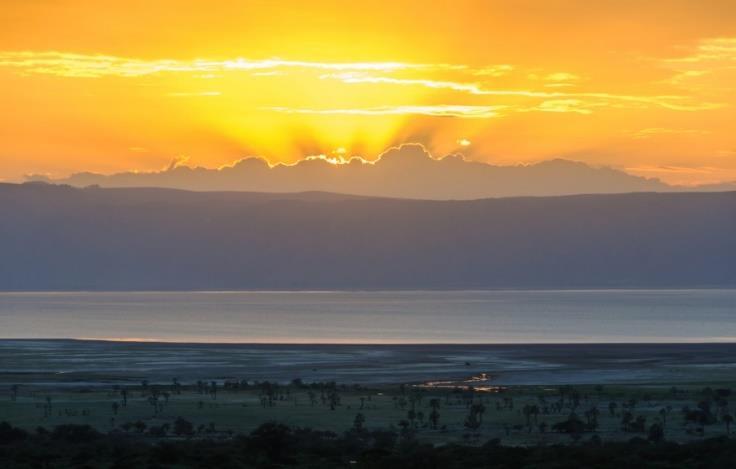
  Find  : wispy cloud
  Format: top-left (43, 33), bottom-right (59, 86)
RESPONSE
top-left (664, 37), bottom-right (736, 64)
top-left (543, 72), bottom-right (581, 82)
top-left (471, 64), bottom-right (514, 77)
top-left (522, 99), bottom-right (597, 115)
top-left (0, 50), bottom-right (724, 113)
top-left (0, 51), bottom-right (461, 78)
top-left (659, 37), bottom-right (736, 90)
top-left (626, 165), bottom-right (717, 175)
top-left (166, 91), bottom-right (221, 97)
top-left (267, 105), bottom-right (503, 118)
top-left (629, 128), bottom-right (711, 139)
top-left (323, 72), bottom-right (720, 111)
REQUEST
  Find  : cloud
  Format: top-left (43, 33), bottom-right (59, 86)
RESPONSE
top-left (629, 128), bottom-right (711, 139)
top-left (0, 51), bottom-right (462, 78)
top-left (321, 72), bottom-right (490, 94)
top-left (128, 147), bottom-right (149, 153)
top-left (471, 65), bottom-right (514, 77)
top-left (522, 99), bottom-right (597, 115)
top-left (664, 37), bottom-right (736, 65)
top-left (0, 51), bottom-right (721, 113)
top-left (166, 91), bottom-right (221, 97)
top-left (322, 72), bottom-right (721, 111)
top-left (34, 143), bottom-right (677, 199)
top-left (625, 165), bottom-right (717, 175)
top-left (266, 105), bottom-right (503, 118)
top-left (165, 156), bottom-right (191, 171)
top-left (658, 37), bottom-right (736, 91)
top-left (543, 72), bottom-right (580, 82)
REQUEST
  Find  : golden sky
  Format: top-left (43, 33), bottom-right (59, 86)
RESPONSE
top-left (1, 0), bottom-right (735, 185)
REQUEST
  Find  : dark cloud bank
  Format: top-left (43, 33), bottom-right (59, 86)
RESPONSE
top-left (28, 144), bottom-right (736, 199)
top-left (2, 182), bottom-right (734, 290)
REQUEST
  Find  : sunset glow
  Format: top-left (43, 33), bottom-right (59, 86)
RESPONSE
top-left (1, 1), bottom-right (735, 185)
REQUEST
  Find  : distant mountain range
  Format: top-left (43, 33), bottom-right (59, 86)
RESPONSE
top-left (26, 144), bottom-right (736, 199)
top-left (2, 183), bottom-right (734, 290)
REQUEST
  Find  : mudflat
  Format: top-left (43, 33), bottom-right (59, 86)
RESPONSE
top-left (2, 340), bottom-right (736, 387)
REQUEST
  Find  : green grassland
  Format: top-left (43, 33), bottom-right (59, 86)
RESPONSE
top-left (2, 382), bottom-right (734, 446)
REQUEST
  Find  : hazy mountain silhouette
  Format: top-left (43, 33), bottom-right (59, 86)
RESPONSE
top-left (28, 144), bottom-right (684, 199)
top-left (2, 182), bottom-right (734, 290)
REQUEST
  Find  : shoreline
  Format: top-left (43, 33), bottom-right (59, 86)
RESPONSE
top-left (2, 340), bottom-right (736, 387)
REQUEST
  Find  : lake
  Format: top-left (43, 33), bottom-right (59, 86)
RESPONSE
top-left (1, 290), bottom-right (734, 343)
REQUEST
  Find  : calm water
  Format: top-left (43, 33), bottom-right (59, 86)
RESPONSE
top-left (0, 290), bottom-right (735, 343)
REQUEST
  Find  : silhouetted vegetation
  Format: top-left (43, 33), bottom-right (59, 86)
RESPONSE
top-left (3, 421), bottom-right (736, 468)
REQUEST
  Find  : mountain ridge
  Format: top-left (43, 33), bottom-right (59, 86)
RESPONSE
top-left (2, 183), bottom-right (735, 291)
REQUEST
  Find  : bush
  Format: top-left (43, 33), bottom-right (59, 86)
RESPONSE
top-left (50, 424), bottom-right (101, 442)
top-left (0, 422), bottom-right (28, 444)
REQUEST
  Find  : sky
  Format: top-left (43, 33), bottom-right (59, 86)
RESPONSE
top-left (1, 0), bottom-right (735, 185)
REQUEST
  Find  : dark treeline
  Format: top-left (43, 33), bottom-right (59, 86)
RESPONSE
top-left (2, 421), bottom-right (736, 468)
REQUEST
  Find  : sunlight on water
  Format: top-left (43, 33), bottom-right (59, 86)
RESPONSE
top-left (1, 290), bottom-right (735, 344)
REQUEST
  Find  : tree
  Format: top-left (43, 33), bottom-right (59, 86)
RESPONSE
top-left (724, 414), bottom-right (733, 434)
top-left (471, 403), bottom-right (486, 424)
top-left (0, 422), bottom-right (28, 443)
top-left (648, 423), bottom-right (664, 443)
top-left (429, 399), bottom-right (441, 429)
top-left (353, 413), bottom-right (366, 432)
top-left (407, 409), bottom-right (417, 428)
top-left (327, 389), bottom-right (340, 411)
top-left (430, 408), bottom-right (440, 429)
top-left (552, 412), bottom-right (585, 440)
top-left (173, 417), bottom-right (194, 437)
top-left (464, 405), bottom-right (484, 433)
top-left (464, 410), bottom-right (481, 433)
top-left (583, 407), bottom-right (599, 431)
top-left (523, 404), bottom-right (533, 428)
top-left (250, 423), bottom-right (293, 461)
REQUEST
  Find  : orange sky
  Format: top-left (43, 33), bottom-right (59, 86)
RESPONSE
top-left (1, 0), bottom-right (735, 185)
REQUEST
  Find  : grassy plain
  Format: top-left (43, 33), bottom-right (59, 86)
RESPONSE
top-left (2, 382), bottom-right (734, 446)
